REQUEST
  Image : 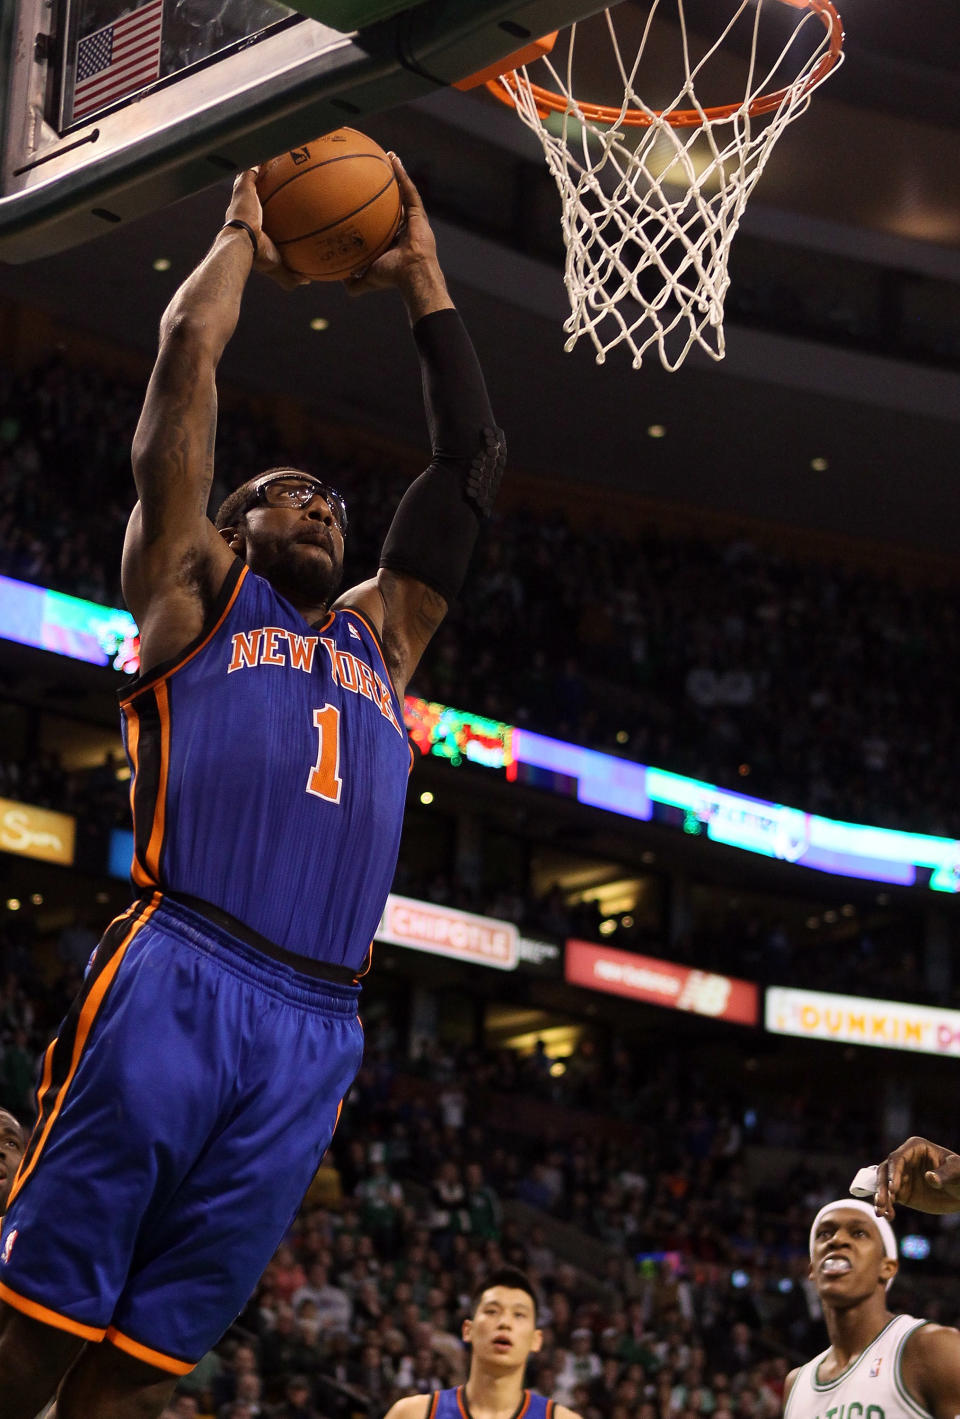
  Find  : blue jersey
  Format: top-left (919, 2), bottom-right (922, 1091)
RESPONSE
top-left (428, 1389), bottom-right (555, 1419)
top-left (119, 559), bottom-right (412, 971)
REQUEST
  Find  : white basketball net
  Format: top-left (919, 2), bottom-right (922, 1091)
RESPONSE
top-left (495, 0), bottom-right (843, 371)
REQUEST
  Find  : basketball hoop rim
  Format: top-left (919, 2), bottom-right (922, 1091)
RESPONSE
top-left (486, 0), bottom-right (844, 128)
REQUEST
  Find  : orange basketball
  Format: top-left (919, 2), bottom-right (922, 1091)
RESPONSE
top-left (256, 129), bottom-right (402, 281)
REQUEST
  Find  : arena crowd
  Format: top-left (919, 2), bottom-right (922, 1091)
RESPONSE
top-left (2, 355), bottom-right (959, 838)
top-left (2, 927), bottom-right (958, 1419)
top-left (1, 341), bottom-right (956, 1418)
top-left (159, 1025), bottom-right (960, 1417)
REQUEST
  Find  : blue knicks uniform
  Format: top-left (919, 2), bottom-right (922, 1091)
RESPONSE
top-left (428, 1388), bottom-right (555, 1419)
top-left (0, 560), bottom-right (410, 1373)
top-left (120, 558), bottom-right (411, 969)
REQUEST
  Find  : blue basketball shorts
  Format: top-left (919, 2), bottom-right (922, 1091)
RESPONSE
top-left (0, 892), bottom-right (363, 1373)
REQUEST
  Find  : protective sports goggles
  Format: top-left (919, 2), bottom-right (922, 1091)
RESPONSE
top-left (248, 473), bottom-right (348, 538)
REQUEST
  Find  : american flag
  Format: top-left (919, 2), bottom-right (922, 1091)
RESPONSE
top-left (72, 0), bottom-right (164, 123)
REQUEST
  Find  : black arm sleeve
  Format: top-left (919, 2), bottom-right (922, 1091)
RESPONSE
top-left (378, 307), bottom-right (505, 605)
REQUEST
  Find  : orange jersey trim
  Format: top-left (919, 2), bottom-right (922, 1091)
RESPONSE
top-left (455, 1387), bottom-right (532, 1419)
top-left (6, 895), bottom-right (160, 1208)
top-left (7, 899), bottom-right (142, 1204)
top-left (338, 608), bottom-right (404, 711)
top-left (119, 564), bottom-right (248, 707)
top-left (143, 679), bottom-right (171, 883)
top-left (106, 1325), bottom-right (196, 1375)
top-left (125, 702), bottom-right (140, 816)
top-left (123, 706), bottom-right (152, 890)
top-left (335, 608), bottom-right (413, 767)
top-left (8, 1039), bottom-right (54, 1199)
top-left (0, 1280), bottom-right (106, 1342)
top-left (426, 1395), bottom-right (440, 1419)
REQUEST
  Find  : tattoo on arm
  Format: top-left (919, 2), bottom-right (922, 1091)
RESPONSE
top-left (381, 583), bottom-right (447, 691)
top-left (412, 584), bottom-right (447, 640)
top-left (200, 404), bottom-right (217, 514)
top-left (135, 342), bottom-right (217, 526)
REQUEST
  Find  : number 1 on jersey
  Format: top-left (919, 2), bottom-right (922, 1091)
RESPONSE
top-left (307, 704), bottom-right (343, 803)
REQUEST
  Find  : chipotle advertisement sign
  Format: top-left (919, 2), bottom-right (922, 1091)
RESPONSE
top-left (378, 894), bottom-right (518, 970)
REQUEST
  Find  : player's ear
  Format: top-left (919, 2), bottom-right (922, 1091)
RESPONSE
top-left (880, 1256), bottom-right (897, 1286)
top-left (530, 1328), bottom-right (543, 1354)
top-left (219, 524), bottom-right (245, 553)
top-left (462, 1317), bottom-right (473, 1345)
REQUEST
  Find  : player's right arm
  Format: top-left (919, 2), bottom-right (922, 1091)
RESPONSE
top-left (382, 1396), bottom-right (432, 1419)
top-left (122, 170), bottom-right (304, 673)
top-left (874, 1137), bottom-right (960, 1219)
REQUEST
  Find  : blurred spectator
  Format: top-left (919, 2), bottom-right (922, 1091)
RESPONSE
top-left (356, 1158), bottom-right (404, 1255)
top-left (267, 1375), bottom-right (320, 1419)
top-left (464, 1162), bottom-right (502, 1240)
top-left (1, 1026), bottom-right (34, 1116)
top-left (211, 1342), bottom-right (259, 1412)
top-left (557, 1329), bottom-right (603, 1402)
top-left (291, 1262), bottom-right (352, 1337)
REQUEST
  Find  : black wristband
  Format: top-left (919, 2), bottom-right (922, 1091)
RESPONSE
top-left (221, 218), bottom-right (258, 259)
top-left (413, 308), bottom-right (495, 456)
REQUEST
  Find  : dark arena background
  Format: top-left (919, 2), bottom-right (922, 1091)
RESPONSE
top-left (1, 0), bottom-right (959, 1414)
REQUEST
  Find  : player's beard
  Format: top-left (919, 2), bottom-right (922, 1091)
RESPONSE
top-left (253, 535), bottom-right (343, 609)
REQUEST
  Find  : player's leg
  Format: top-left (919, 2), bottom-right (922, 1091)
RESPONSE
top-left (0, 1304), bottom-right (84, 1418)
top-left (0, 902), bottom-right (234, 1386)
top-left (56, 1342), bottom-right (176, 1419)
top-left (105, 928), bottom-right (364, 1370)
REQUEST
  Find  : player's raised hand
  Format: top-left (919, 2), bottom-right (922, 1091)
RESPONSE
top-left (344, 155), bottom-right (444, 301)
top-left (224, 170), bottom-right (309, 292)
top-left (875, 1136), bottom-right (960, 1219)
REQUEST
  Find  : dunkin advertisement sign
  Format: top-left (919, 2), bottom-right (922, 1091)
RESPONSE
top-left (766, 986), bottom-right (960, 1056)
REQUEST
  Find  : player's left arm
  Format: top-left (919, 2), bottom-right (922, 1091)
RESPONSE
top-left (554, 1405), bottom-right (583, 1419)
top-left (780, 1369), bottom-right (801, 1416)
top-left (900, 1323), bottom-right (960, 1419)
top-left (333, 156), bottom-right (505, 698)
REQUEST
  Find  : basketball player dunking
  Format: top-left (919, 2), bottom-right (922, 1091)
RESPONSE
top-left (384, 1268), bottom-right (582, 1419)
top-left (0, 155), bottom-right (505, 1418)
top-left (783, 1200), bottom-right (960, 1419)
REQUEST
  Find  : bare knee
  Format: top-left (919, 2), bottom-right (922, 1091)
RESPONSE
top-left (0, 1301), bottom-right (84, 1419)
top-left (57, 1341), bottom-right (177, 1419)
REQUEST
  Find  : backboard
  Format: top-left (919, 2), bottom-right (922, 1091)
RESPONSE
top-left (0, 0), bottom-right (606, 262)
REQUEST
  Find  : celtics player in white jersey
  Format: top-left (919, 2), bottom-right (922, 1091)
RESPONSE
top-left (783, 1200), bottom-right (960, 1419)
